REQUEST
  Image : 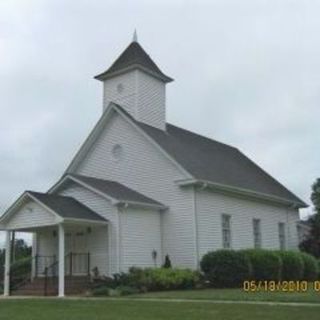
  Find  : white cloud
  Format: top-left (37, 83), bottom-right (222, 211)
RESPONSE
top-left (0, 0), bottom-right (319, 229)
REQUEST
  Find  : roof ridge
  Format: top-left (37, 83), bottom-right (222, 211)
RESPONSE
top-left (27, 190), bottom-right (78, 201)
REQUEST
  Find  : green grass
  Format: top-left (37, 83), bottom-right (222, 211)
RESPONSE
top-left (131, 287), bottom-right (320, 303)
top-left (0, 299), bottom-right (319, 320)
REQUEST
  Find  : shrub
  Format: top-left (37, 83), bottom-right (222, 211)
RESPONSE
top-left (124, 267), bottom-right (199, 291)
top-left (162, 255), bottom-right (172, 268)
top-left (275, 251), bottom-right (304, 281)
top-left (93, 267), bottom-right (200, 295)
top-left (200, 250), bottom-right (251, 288)
top-left (242, 249), bottom-right (282, 281)
top-left (300, 252), bottom-right (319, 281)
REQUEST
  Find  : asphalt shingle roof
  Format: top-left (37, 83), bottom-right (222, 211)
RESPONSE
top-left (94, 41), bottom-right (173, 83)
top-left (114, 104), bottom-right (306, 207)
top-left (28, 191), bottom-right (107, 222)
top-left (70, 174), bottom-right (165, 207)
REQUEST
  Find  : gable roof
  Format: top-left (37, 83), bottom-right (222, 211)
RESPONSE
top-left (27, 191), bottom-right (107, 222)
top-left (67, 174), bottom-right (166, 209)
top-left (64, 103), bottom-right (307, 208)
top-left (138, 123), bottom-right (306, 208)
top-left (94, 41), bottom-right (173, 83)
top-left (114, 104), bottom-right (306, 208)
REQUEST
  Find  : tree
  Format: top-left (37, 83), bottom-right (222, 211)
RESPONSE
top-left (300, 178), bottom-right (320, 258)
top-left (0, 238), bottom-right (31, 269)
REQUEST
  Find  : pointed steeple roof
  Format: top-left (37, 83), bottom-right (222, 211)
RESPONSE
top-left (94, 40), bottom-right (173, 83)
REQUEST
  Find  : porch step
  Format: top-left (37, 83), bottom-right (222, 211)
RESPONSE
top-left (11, 276), bottom-right (91, 296)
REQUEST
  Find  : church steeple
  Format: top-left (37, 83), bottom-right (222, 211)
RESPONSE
top-left (95, 35), bottom-right (173, 130)
top-left (94, 38), bottom-right (173, 83)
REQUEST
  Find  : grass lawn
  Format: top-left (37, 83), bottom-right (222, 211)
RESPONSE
top-left (131, 287), bottom-right (320, 303)
top-left (0, 299), bottom-right (319, 320)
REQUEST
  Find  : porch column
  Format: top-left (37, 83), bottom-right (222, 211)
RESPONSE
top-left (3, 231), bottom-right (11, 296)
top-left (58, 224), bottom-right (65, 297)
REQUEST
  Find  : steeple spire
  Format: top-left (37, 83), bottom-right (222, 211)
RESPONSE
top-left (132, 29), bottom-right (138, 43)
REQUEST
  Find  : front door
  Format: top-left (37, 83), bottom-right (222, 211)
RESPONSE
top-left (65, 228), bottom-right (88, 275)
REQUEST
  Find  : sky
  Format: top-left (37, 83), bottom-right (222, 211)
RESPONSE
top-left (0, 0), bottom-right (319, 246)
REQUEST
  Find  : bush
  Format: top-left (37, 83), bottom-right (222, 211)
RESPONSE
top-left (242, 249), bottom-right (281, 281)
top-left (121, 267), bottom-right (199, 291)
top-left (92, 267), bottom-right (200, 296)
top-left (200, 250), bottom-right (251, 288)
top-left (162, 255), bottom-right (172, 268)
top-left (275, 251), bottom-right (304, 281)
top-left (300, 252), bottom-right (319, 281)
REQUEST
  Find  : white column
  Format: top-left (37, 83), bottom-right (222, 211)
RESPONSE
top-left (58, 224), bottom-right (65, 297)
top-left (3, 231), bottom-right (11, 296)
top-left (31, 232), bottom-right (38, 280)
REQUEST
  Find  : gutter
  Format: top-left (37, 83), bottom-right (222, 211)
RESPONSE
top-left (175, 179), bottom-right (307, 209)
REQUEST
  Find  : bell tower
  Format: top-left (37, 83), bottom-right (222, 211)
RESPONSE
top-left (94, 32), bottom-right (173, 131)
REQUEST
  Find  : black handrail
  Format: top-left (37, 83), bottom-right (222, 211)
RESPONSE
top-left (43, 252), bottom-right (90, 296)
top-left (9, 255), bottom-right (56, 294)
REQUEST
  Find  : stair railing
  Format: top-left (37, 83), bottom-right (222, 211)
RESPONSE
top-left (43, 252), bottom-right (91, 296)
top-left (9, 255), bottom-right (56, 294)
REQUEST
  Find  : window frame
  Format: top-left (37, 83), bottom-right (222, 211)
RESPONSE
top-left (252, 218), bottom-right (262, 249)
top-left (278, 222), bottom-right (286, 250)
top-left (221, 214), bottom-right (232, 249)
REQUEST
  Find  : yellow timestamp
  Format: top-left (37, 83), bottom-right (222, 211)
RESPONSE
top-left (243, 280), bottom-right (320, 292)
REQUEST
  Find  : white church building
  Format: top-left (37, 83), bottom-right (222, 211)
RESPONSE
top-left (0, 34), bottom-right (307, 297)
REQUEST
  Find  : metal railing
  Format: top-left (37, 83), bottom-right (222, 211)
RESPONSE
top-left (43, 252), bottom-right (90, 296)
top-left (9, 255), bottom-right (55, 293)
top-left (7, 253), bottom-right (90, 296)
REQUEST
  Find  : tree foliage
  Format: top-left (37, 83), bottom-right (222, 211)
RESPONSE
top-left (0, 238), bottom-right (32, 272)
top-left (300, 178), bottom-right (320, 258)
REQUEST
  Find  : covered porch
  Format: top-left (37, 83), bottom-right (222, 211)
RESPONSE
top-left (0, 191), bottom-right (109, 297)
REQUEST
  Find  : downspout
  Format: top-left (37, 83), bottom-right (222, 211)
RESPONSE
top-left (286, 203), bottom-right (297, 249)
top-left (117, 203), bottom-right (128, 273)
top-left (193, 182), bottom-right (207, 270)
top-left (117, 206), bottom-right (122, 273)
top-left (193, 185), bottom-right (200, 270)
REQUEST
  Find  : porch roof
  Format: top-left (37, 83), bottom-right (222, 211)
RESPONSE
top-left (0, 191), bottom-right (107, 230)
top-left (27, 191), bottom-right (107, 222)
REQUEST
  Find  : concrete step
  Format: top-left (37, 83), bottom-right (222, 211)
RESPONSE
top-left (11, 276), bottom-right (90, 296)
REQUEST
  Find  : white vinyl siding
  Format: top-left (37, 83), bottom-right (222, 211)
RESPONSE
top-left (221, 214), bottom-right (231, 249)
top-left (278, 222), bottom-right (286, 250)
top-left (253, 218), bottom-right (262, 249)
top-left (196, 189), bottom-right (300, 259)
top-left (4, 200), bottom-right (58, 230)
top-left (75, 113), bottom-right (195, 269)
top-left (103, 70), bottom-right (166, 130)
top-left (136, 70), bottom-right (166, 130)
top-left (103, 71), bottom-right (136, 115)
top-left (120, 207), bottom-right (162, 271)
top-left (58, 182), bottom-right (117, 275)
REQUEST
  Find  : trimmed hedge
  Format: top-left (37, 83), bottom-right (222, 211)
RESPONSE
top-left (300, 252), bottom-right (319, 281)
top-left (241, 249), bottom-right (282, 281)
top-left (200, 250), bottom-right (251, 288)
top-left (275, 251), bottom-right (304, 281)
